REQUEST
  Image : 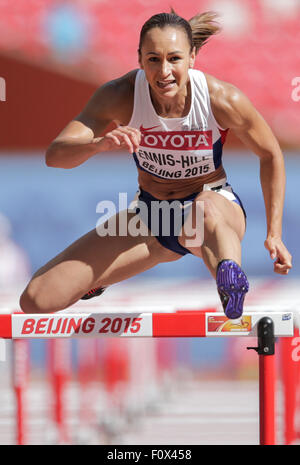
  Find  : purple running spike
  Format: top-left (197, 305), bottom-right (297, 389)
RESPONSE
top-left (216, 259), bottom-right (249, 319)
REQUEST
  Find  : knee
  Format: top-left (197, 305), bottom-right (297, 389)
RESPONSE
top-left (19, 287), bottom-right (38, 314)
top-left (19, 282), bottom-right (45, 314)
top-left (178, 194), bottom-right (220, 251)
top-left (195, 193), bottom-right (220, 231)
top-left (19, 278), bottom-right (65, 314)
top-left (19, 292), bottom-right (35, 314)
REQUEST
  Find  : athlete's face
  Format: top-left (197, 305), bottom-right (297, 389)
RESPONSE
top-left (139, 26), bottom-right (195, 98)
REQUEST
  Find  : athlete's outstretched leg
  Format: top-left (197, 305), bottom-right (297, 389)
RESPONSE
top-left (20, 210), bottom-right (181, 314)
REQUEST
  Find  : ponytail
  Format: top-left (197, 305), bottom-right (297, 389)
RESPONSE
top-left (188, 11), bottom-right (220, 53)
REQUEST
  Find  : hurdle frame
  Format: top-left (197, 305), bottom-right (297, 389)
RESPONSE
top-left (0, 308), bottom-right (296, 445)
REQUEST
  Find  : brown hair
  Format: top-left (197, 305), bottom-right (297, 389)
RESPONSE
top-left (138, 10), bottom-right (220, 55)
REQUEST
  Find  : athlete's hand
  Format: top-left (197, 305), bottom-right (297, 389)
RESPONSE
top-left (264, 236), bottom-right (292, 275)
top-left (96, 126), bottom-right (141, 153)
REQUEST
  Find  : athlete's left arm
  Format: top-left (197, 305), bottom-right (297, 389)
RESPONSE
top-left (207, 75), bottom-right (292, 275)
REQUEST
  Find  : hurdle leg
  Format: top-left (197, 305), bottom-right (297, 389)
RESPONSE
top-left (259, 347), bottom-right (276, 445)
top-left (248, 317), bottom-right (276, 445)
top-left (279, 328), bottom-right (300, 445)
top-left (47, 339), bottom-right (72, 444)
top-left (12, 339), bottom-right (29, 445)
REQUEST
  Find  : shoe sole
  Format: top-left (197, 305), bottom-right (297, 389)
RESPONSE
top-left (81, 287), bottom-right (106, 300)
top-left (217, 261), bottom-right (249, 319)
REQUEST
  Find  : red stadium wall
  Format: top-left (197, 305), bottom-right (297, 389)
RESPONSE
top-left (0, 1), bottom-right (300, 150)
top-left (0, 53), bottom-right (98, 150)
top-left (0, 52), bottom-right (247, 151)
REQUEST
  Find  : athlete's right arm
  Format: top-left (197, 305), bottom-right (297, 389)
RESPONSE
top-left (45, 71), bottom-right (141, 169)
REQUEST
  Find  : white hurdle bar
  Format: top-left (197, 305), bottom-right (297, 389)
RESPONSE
top-left (0, 306), bottom-right (296, 445)
top-left (0, 308), bottom-right (294, 339)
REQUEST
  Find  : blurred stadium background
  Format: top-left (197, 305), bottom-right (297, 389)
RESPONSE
top-left (0, 0), bottom-right (299, 445)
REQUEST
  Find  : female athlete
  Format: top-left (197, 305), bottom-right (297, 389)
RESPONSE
top-left (19, 11), bottom-right (292, 319)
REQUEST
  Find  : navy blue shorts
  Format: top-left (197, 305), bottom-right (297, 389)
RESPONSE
top-left (136, 182), bottom-right (246, 256)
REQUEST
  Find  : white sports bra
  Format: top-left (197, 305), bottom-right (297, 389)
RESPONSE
top-left (128, 69), bottom-right (228, 180)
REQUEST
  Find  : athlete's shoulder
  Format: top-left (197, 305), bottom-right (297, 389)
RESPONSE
top-left (204, 73), bottom-right (242, 103)
top-left (107, 69), bottom-right (139, 93)
top-left (94, 69), bottom-right (138, 103)
top-left (204, 73), bottom-right (255, 129)
top-left (81, 69), bottom-right (139, 125)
